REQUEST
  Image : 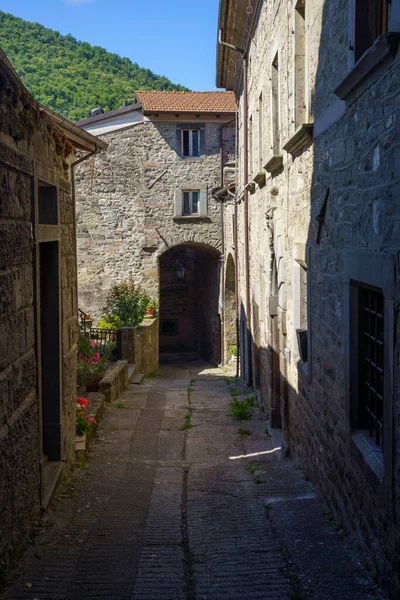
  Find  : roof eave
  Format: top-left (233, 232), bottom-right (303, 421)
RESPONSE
top-left (76, 102), bottom-right (142, 128)
top-left (41, 105), bottom-right (107, 152)
top-left (143, 110), bottom-right (236, 116)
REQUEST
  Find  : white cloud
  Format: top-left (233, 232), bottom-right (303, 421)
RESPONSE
top-left (65, 0), bottom-right (95, 6)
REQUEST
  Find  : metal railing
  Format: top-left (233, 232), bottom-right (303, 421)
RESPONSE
top-left (78, 309), bottom-right (121, 361)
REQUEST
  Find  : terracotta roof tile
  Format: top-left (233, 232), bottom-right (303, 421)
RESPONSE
top-left (135, 91), bottom-right (237, 114)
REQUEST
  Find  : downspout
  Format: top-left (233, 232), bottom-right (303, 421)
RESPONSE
top-left (218, 30), bottom-right (246, 380)
top-left (70, 149), bottom-right (97, 319)
top-left (219, 117), bottom-right (236, 366)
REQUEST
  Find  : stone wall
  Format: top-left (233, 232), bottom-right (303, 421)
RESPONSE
top-left (222, 0), bottom-right (400, 595)
top-left (76, 115), bottom-right (236, 323)
top-left (120, 318), bottom-right (159, 376)
top-left (0, 53), bottom-right (78, 565)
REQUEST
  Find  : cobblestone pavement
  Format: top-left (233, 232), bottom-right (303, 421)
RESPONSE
top-left (3, 361), bottom-right (386, 600)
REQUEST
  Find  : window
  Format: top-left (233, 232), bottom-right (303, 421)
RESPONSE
top-left (356, 284), bottom-right (384, 447)
top-left (183, 190), bottom-right (199, 215)
top-left (181, 129), bottom-right (200, 157)
top-left (258, 93), bottom-right (263, 169)
top-left (161, 319), bottom-right (179, 335)
top-left (38, 183), bottom-right (58, 224)
top-left (174, 185), bottom-right (207, 218)
top-left (294, 0), bottom-right (306, 128)
top-left (345, 250), bottom-right (395, 482)
top-left (271, 53), bottom-right (280, 154)
top-left (354, 0), bottom-right (388, 62)
top-left (294, 259), bottom-right (308, 364)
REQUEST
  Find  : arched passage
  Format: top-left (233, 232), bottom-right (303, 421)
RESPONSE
top-left (158, 243), bottom-right (221, 363)
top-left (224, 253), bottom-right (236, 360)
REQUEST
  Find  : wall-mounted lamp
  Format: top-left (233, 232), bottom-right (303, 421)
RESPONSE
top-left (176, 262), bottom-right (185, 280)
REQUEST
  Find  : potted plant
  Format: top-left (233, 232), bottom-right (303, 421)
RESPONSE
top-left (76, 397), bottom-right (97, 451)
top-left (145, 298), bottom-right (157, 318)
top-left (77, 338), bottom-right (109, 392)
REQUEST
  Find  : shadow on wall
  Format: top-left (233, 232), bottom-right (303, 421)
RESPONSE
top-left (303, 0), bottom-right (400, 594)
top-left (158, 243), bottom-right (221, 363)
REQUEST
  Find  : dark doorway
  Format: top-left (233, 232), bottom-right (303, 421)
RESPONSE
top-left (39, 241), bottom-right (61, 461)
top-left (159, 244), bottom-right (221, 363)
top-left (224, 253), bottom-right (236, 360)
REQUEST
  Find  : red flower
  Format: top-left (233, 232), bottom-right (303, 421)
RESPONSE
top-left (77, 397), bottom-right (88, 406)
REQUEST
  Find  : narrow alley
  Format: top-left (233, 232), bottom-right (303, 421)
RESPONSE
top-left (3, 362), bottom-right (385, 600)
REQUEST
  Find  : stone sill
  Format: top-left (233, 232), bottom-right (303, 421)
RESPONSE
top-left (177, 156), bottom-right (205, 162)
top-left (283, 124), bottom-right (313, 156)
top-left (253, 171), bottom-right (266, 186)
top-left (264, 154), bottom-right (283, 174)
top-left (173, 215), bottom-right (211, 222)
top-left (334, 32), bottom-right (400, 106)
top-left (350, 430), bottom-right (384, 491)
top-left (245, 181), bottom-right (256, 194)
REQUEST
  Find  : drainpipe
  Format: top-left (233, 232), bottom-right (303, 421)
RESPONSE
top-left (242, 58), bottom-right (253, 385)
top-left (218, 30), bottom-right (248, 381)
top-left (70, 149), bottom-right (96, 320)
top-left (218, 117), bottom-right (237, 366)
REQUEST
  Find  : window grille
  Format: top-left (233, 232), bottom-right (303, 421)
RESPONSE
top-left (358, 285), bottom-right (384, 447)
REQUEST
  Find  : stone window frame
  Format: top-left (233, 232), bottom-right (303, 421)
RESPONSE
top-left (344, 249), bottom-right (396, 486)
top-left (176, 123), bottom-right (206, 159)
top-left (292, 243), bottom-right (311, 380)
top-left (334, 2), bottom-right (400, 106)
top-left (174, 183), bottom-right (207, 219)
top-left (347, 0), bottom-right (399, 66)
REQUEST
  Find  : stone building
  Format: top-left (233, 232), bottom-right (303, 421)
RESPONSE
top-left (217, 0), bottom-right (400, 595)
top-left (75, 91), bottom-right (236, 363)
top-left (0, 49), bottom-right (105, 566)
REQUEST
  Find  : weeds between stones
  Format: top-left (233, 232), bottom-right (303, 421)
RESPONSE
top-left (228, 397), bottom-right (253, 420)
top-left (181, 410), bottom-right (193, 430)
top-left (115, 401), bottom-right (126, 409)
top-left (238, 427), bottom-right (251, 438)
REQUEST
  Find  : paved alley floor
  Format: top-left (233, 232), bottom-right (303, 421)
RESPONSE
top-left (3, 361), bottom-right (386, 600)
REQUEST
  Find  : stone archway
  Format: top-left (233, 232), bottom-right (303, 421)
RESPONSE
top-left (158, 242), bottom-right (221, 363)
top-left (224, 253), bottom-right (236, 361)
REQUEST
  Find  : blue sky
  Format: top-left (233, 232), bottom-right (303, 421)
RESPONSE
top-left (0, 0), bottom-right (221, 90)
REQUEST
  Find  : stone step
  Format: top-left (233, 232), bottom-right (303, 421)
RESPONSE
top-left (132, 373), bottom-right (144, 385)
top-left (128, 363), bottom-right (136, 382)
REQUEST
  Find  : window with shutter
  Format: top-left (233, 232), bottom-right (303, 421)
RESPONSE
top-left (355, 0), bottom-right (388, 62)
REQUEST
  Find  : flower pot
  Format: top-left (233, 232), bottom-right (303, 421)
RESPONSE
top-left (85, 376), bottom-right (102, 393)
top-left (75, 433), bottom-right (86, 451)
top-left (145, 308), bottom-right (156, 317)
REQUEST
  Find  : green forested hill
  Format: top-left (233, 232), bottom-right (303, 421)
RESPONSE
top-left (0, 11), bottom-right (188, 121)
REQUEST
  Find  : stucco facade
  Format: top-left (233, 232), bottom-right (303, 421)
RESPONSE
top-left (217, 0), bottom-right (400, 595)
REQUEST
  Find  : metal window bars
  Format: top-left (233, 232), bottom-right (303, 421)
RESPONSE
top-left (358, 285), bottom-right (384, 447)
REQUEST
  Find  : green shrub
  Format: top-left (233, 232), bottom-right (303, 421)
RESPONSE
top-left (100, 277), bottom-right (149, 329)
top-left (229, 344), bottom-right (238, 357)
top-left (97, 317), bottom-right (116, 330)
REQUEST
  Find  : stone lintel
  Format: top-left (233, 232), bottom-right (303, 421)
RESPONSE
top-left (264, 155), bottom-right (283, 174)
top-left (283, 124), bottom-right (313, 156)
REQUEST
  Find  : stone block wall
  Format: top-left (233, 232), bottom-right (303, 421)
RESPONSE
top-left (76, 116), bottom-right (236, 322)
top-left (0, 53), bottom-right (78, 565)
top-left (222, 0), bottom-right (400, 594)
top-left (120, 318), bottom-right (159, 376)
